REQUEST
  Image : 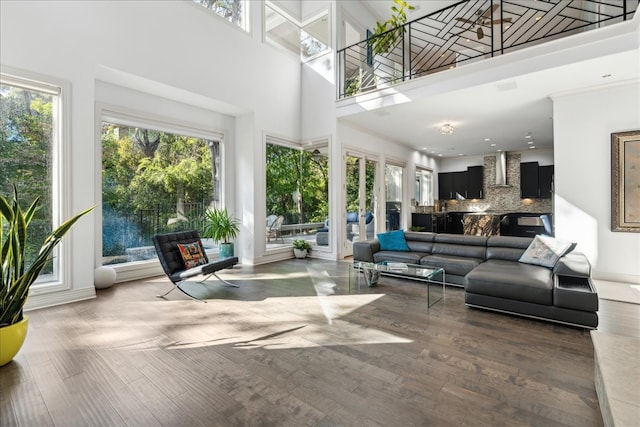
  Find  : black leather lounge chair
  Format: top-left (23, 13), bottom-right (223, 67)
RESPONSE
top-left (152, 230), bottom-right (239, 302)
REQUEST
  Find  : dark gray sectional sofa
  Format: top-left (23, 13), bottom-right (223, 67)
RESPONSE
top-left (353, 231), bottom-right (599, 328)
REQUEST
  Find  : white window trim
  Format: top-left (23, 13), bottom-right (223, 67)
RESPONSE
top-left (264, 133), bottom-right (331, 254)
top-left (96, 103), bottom-right (227, 277)
top-left (1, 66), bottom-right (72, 295)
top-left (263, 1), bottom-right (331, 62)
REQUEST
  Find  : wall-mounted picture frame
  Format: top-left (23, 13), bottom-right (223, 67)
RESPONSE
top-left (611, 130), bottom-right (640, 232)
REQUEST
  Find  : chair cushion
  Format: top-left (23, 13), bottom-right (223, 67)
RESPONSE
top-left (177, 242), bottom-right (207, 269)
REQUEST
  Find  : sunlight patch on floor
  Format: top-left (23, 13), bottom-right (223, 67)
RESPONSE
top-left (80, 293), bottom-right (413, 351)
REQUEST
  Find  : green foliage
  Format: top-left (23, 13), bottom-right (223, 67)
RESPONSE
top-left (0, 188), bottom-right (93, 327)
top-left (1, 83), bottom-right (55, 270)
top-left (346, 157), bottom-right (377, 213)
top-left (292, 239), bottom-right (312, 251)
top-left (265, 144), bottom-right (328, 224)
top-left (371, 0), bottom-right (415, 55)
top-left (202, 207), bottom-right (240, 244)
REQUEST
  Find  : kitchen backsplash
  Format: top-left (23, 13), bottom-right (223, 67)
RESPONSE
top-left (424, 152), bottom-right (553, 213)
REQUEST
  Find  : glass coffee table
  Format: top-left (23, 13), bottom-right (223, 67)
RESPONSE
top-left (349, 261), bottom-right (445, 307)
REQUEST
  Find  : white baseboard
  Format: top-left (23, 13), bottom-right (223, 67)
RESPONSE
top-left (24, 286), bottom-right (96, 312)
top-left (593, 271), bottom-right (640, 285)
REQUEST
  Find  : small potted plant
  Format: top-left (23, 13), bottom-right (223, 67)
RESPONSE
top-left (202, 207), bottom-right (240, 259)
top-left (292, 239), bottom-right (312, 259)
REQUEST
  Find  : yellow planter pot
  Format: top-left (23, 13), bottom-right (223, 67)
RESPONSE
top-left (0, 316), bottom-right (29, 367)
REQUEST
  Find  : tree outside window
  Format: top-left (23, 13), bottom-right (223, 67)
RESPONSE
top-left (101, 122), bottom-right (221, 265)
top-left (0, 80), bottom-right (55, 275)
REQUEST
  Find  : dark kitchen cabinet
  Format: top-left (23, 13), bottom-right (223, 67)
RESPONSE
top-left (438, 173), bottom-right (454, 200)
top-left (521, 162), bottom-right (554, 198)
top-left (520, 162), bottom-right (540, 198)
top-left (538, 165), bottom-right (554, 199)
top-left (466, 166), bottom-right (484, 199)
top-left (452, 171), bottom-right (468, 199)
top-left (438, 166), bottom-right (484, 200)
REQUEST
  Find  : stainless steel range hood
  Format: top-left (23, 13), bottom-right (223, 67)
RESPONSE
top-left (494, 151), bottom-right (510, 187)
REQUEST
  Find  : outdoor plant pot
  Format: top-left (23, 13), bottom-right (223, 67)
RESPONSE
top-left (219, 242), bottom-right (234, 259)
top-left (293, 248), bottom-right (308, 259)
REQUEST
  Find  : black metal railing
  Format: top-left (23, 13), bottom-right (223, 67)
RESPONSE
top-left (337, 0), bottom-right (638, 98)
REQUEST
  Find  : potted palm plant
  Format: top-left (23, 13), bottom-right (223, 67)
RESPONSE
top-left (0, 188), bottom-right (93, 366)
top-left (292, 239), bottom-right (312, 259)
top-left (202, 207), bottom-right (240, 259)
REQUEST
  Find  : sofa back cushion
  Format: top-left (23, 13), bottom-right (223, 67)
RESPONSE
top-left (404, 231), bottom-right (436, 253)
top-left (486, 236), bottom-right (532, 261)
top-left (432, 234), bottom-right (487, 259)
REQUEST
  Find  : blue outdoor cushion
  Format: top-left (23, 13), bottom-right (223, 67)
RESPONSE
top-left (377, 230), bottom-right (410, 252)
top-left (346, 212), bottom-right (359, 223)
top-left (365, 212), bottom-right (374, 224)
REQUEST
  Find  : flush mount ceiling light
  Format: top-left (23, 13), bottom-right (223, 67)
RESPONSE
top-left (440, 123), bottom-right (454, 135)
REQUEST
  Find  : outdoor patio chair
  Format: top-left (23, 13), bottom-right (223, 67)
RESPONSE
top-left (152, 230), bottom-right (239, 302)
top-left (266, 215), bottom-right (284, 243)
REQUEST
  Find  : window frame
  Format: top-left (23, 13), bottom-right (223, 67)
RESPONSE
top-left (96, 103), bottom-right (227, 271)
top-left (1, 67), bottom-right (72, 295)
top-left (263, 1), bottom-right (331, 62)
top-left (264, 134), bottom-right (331, 253)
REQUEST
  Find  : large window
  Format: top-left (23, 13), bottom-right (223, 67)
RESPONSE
top-left (101, 120), bottom-right (222, 265)
top-left (0, 73), bottom-right (61, 284)
top-left (265, 139), bottom-right (329, 249)
top-left (193, 0), bottom-right (248, 31)
top-left (415, 167), bottom-right (434, 207)
top-left (264, 2), bottom-right (330, 61)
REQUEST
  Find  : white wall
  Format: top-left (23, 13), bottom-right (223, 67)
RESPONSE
top-left (553, 82), bottom-right (640, 283)
top-left (1, 0), bottom-right (303, 307)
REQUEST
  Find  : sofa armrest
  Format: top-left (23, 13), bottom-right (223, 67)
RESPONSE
top-left (554, 251), bottom-right (591, 277)
top-left (353, 239), bottom-right (380, 263)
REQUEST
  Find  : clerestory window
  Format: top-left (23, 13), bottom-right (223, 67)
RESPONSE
top-left (193, 0), bottom-right (248, 31)
top-left (264, 2), bottom-right (330, 61)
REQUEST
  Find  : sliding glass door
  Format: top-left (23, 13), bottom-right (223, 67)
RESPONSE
top-left (345, 152), bottom-right (379, 255)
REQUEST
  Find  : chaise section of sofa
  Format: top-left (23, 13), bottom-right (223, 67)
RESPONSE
top-left (352, 231), bottom-right (598, 328)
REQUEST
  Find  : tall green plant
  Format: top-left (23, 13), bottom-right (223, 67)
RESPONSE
top-left (0, 188), bottom-right (93, 327)
top-left (371, 0), bottom-right (415, 55)
top-left (202, 207), bottom-right (240, 244)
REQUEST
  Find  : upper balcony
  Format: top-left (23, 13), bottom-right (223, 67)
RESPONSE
top-left (337, 0), bottom-right (638, 99)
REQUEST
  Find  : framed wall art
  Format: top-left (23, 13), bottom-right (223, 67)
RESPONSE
top-left (611, 130), bottom-right (640, 232)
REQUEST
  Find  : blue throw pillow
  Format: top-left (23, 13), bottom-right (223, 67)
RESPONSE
top-left (377, 230), bottom-right (410, 252)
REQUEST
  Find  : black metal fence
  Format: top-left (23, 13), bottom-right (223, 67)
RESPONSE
top-left (337, 0), bottom-right (638, 98)
top-left (103, 202), bottom-right (209, 264)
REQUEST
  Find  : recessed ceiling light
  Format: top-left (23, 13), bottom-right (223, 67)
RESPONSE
top-left (525, 134), bottom-right (532, 139)
top-left (529, 146), bottom-right (536, 149)
top-left (527, 141), bottom-right (534, 145)
top-left (437, 153), bottom-right (443, 157)
top-left (490, 143), bottom-right (497, 147)
top-left (458, 153), bottom-right (464, 156)
top-left (484, 138), bottom-right (491, 141)
top-left (535, 16), bottom-right (542, 21)
top-left (496, 149), bottom-right (503, 152)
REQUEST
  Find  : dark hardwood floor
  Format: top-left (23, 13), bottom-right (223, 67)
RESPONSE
top-left (2, 259), bottom-right (637, 426)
